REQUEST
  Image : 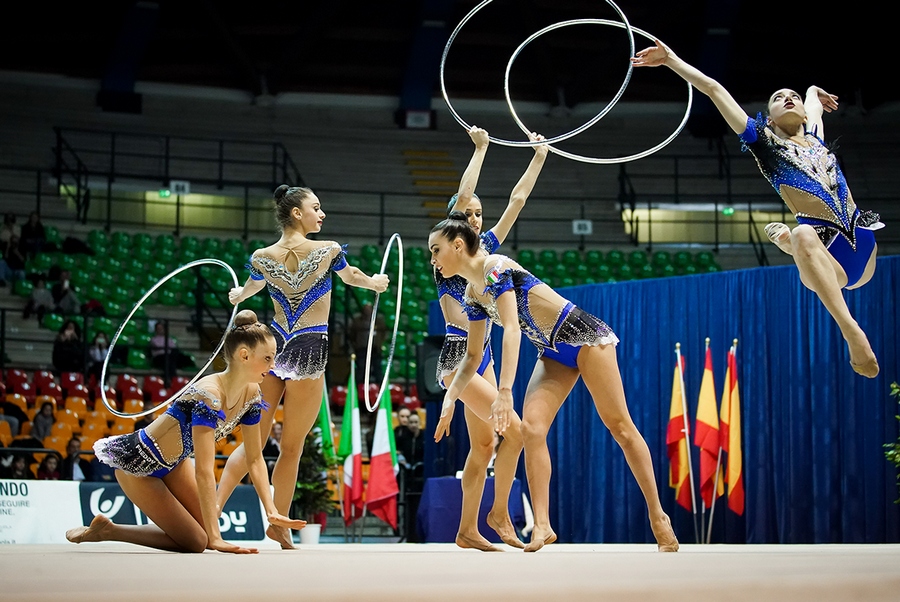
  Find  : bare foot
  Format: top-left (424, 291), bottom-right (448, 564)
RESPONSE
top-left (266, 525), bottom-right (296, 550)
top-left (456, 532), bottom-right (502, 552)
top-left (765, 222), bottom-right (794, 255)
top-left (652, 514), bottom-right (679, 552)
top-left (486, 511), bottom-right (525, 549)
top-left (524, 527), bottom-right (557, 553)
top-left (846, 329), bottom-right (879, 378)
top-left (66, 514), bottom-right (112, 544)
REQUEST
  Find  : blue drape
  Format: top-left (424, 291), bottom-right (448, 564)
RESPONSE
top-left (428, 256), bottom-right (900, 544)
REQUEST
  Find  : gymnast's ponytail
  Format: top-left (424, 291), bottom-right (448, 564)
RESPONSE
top-left (430, 211), bottom-right (480, 255)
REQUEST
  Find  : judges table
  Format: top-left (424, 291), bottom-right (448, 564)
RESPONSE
top-left (416, 476), bottom-right (526, 543)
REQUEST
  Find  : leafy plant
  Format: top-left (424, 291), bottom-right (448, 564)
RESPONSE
top-left (885, 382), bottom-right (900, 504)
top-left (291, 427), bottom-right (339, 521)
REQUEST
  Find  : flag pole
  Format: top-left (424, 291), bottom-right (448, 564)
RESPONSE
top-left (676, 343), bottom-right (700, 544)
top-left (706, 339), bottom-right (736, 544)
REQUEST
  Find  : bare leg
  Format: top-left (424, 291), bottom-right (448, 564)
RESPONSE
top-left (67, 464), bottom-right (208, 553)
top-left (456, 403), bottom-right (500, 552)
top-left (520, 359), bottom-right (579, 552)
top-left (217, 374), bottom-right (285, 510)
top-left (454, 366), bottom-right (525, 549)
top-left (577, 344), bottom-right (678, 552)
top-left (790, 225), bottom-right (878, 377)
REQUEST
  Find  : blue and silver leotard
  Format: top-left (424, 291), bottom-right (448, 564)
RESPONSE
top-left (740, 114), bottom-right (882, 287)
top-left (93, 384), bottom-right (265, 478)
top-left (463, 255), bottom-right (618, 369)
top-left (247, 241), bottom-right (348, 380)
top-left (434, 231), bottom-right (499, 387)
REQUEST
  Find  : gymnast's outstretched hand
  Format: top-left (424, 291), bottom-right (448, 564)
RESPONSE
top-left (228, 286), bottom-right (243, 305)
top-left (529, 132), bottom-right (548, 158)
top-left (434, 396), bottom-right (456, 442)
top-left (809, 86), bottom-right (839, 112)
top-left (631, 39), bottom-right (671, 67)
top-left (468, 125), bottom-right (489, 150)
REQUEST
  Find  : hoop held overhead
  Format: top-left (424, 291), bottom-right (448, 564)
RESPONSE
top-left (439, 0), bottom-right (635, 148)
top-left (362, 233), bottom-right (404, 413)
top-left (504, 19), bottom-right (693, 164)
top-left (99, 258), bottom-right (240, 419)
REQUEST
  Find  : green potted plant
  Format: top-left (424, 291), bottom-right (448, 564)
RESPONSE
top-left (291, 427), bottom-right (339, 543)
top-left (884, 382), bottom-right (900, 503)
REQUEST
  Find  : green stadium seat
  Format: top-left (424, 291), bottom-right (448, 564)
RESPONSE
top-left (628, 250), bottom-right (649, 267)
top-left (127, 348), bottom-right (150, 370)
top-left (155, 234), bottom-right (176, 251)
top-left (111, 231), bottom-right (131, 249)
top-left (561, 249), bottom-right (581, 266)
top-left (652, 251), bottom-right (672, 268)
top-left (13, 279), bottom-right (32, 297)
top-left (606, 250), bottom-right (624, 266)
top-left (88, 230), bottom-right (110, 250)
top-left (673, 251), bottom-right (692, 268)
top-left (41, 312), bottom-right (64, 332)
top-left (638, 264), bottom-right (655, 279)
top-left (180, 236), bottom-right (200, 252)
top-left (44, 225), bottom-right (62, 247)
top-left (224, 239), bottom-right (244, 255)
top-left (201, 238), bottom-right (221, 255)
top-left (26, 254), bottom-right (53, 275)
top-left (517, 249), bottom-right (536, 267)
top-left (132, 233), bottom-right (153, 249)
top-left (584, 249), bottom-right (603, 266)
top-left (694, 251), bottom-right (715, 267)
top-left (538, 250), bottom-right (558, 265)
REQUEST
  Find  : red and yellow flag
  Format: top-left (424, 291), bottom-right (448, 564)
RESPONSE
top-left (667, 354), bottom-right (692, 511)
top-left (719, 344), bottom-right (745, 515)
top-left (695, 344), bottom-right (724, 508)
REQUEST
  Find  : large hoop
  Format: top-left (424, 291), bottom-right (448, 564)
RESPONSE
top-left (439, 0), bottom-right (635, 148)
top-left (362, 233), bottom-right (403, 413)
top-left (99, 259), bottom-right (240, 419)
top-left (504, 19), bottom-right (693, 164)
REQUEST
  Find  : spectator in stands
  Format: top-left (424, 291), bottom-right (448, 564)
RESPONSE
top-left (149, 321), bottom-right (194, 375)
top-left (262, 421), bottom-right (283, 478)
top-left (52, 320), bottom-right (85, 374)
top-left (348, 303), bottom-right (386, 384)
top-left (0, 398), bottom-right (27, 437)
top-left (0, 213), bottom-right (19, 246)
top-left (52, 270), bottom-right (82, 315)
top-left (0, 234), bottom-right (26, 286)
top-left (19, 211), bottom-right (46, 258)
top-left (36, 452), bottom-right (62, 480)
top-left (87, 331), bottom-right (110, 384)
top-left (30, 401), bottom-right (57, 442)
top-left (0, 454), bottom-right (34, 479)
top-left (89, 454), bottom-right (116, 482)
top-left (61, 436), bottom-right (93, 481)
top-left (397, 411), bottom-right (424, 471)
top-left (23, 278), bottom-right (55, 321)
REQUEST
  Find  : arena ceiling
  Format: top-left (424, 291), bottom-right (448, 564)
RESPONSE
top-left (1, 1), bottom-right (887, 113)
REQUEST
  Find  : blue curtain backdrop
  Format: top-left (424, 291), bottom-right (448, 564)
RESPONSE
top-left (426, 256), bottom-right (900, 544)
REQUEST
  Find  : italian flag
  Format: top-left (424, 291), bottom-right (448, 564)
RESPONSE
top-left (366, 387), bottom-right (399, 529)
top-left (339, 367), bottom-right (364, 526)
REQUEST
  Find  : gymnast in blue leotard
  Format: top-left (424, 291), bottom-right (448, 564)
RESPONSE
top-left (66, 310), bottom-right (305, 553)
top-left (632, 39), bottom-right (881, 378)
top-left (430, 220), bottom-right (679, 554)
top-left (431, 126), bottom-right (546, 551)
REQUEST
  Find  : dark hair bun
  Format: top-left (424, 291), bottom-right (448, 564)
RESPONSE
top-left (273, 185), bottom-right (291, 200)
top-left (447, 210), bottom-right (468, 222)
top-left (234, 309), bottom-right (259, 327)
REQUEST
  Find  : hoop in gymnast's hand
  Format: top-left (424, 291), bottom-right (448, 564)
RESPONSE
top-left (503, 19), bottom-right (693, 164)
top-left (439, 0), bottom-right (634, 148)
top-left (98, 259), bottom-right (240, 419)
top-left (362, 233), bottom-right (403, 413)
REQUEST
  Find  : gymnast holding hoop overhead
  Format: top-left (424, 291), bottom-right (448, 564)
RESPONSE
top-left (631, 40), bottom-right (881, 378)
top-left (433, 126), bottom-right (548, 550)
top-left (216, 185), bottom-right (389, 549)
top-left (429, 221), bottom-right (679, 553)
top-left (66, 310), bottom-right (306, 553)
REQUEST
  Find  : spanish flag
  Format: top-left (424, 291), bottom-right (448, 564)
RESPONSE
top-left (695, 344), bottom-right (724, 508)
top-left (719, 344), bottom-right (745, 515)
top-left (667, 353), bottom-right (692, 511)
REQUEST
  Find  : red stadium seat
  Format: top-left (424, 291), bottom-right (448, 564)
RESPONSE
top-left (32, 370), bottom-right (57, 395)
top-left (60, 372), bottom-right (85, 397)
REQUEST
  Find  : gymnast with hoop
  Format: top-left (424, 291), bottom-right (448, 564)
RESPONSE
top-left (66, 310), bottom-right (305, 553)
top-left (216, 185), bottom-right (389, 548)
top-left (430, 219), bottom-right (679, 553)
top-left (433, 126), bottom-right (547, 551)
top-left (631, 40), bottom-right (881, 378)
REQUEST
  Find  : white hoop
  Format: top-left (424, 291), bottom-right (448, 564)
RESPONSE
top-left (99, 258), bottom-right (240, 419)
top-left (362, 233), bottom-right (403, 413)
top-left (504, 19), bottom-right (693, 164)
top-left (439, 0), bottom-right (635, 148)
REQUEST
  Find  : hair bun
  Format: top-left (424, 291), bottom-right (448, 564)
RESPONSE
top-left (447, 210), bottom-right (468, 222)
top-left (273, 185), bottom-right (291, 200)
top-left (234, 309), bottom-right (259, 328)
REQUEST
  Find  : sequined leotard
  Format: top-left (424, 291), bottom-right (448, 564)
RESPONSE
top-left (464, 255), bottom-right (618, 368)
top-left (93, 383), bottom-right (265, 478)
top-left (739, 115), bottom-right (881, 287)
top-left (247, 241), bottom-right (348, 380)
top-left (434, 231), bottom-right (499, 387)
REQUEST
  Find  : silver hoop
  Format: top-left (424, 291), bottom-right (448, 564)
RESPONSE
top-left (99, 258), bottom-right (240, 419)
top-left (505, 19), bottom-right (693, 164)
top-left (363, 233), bottom-right (403, 413)
top-left (439, 0), bottom-right (635, 148)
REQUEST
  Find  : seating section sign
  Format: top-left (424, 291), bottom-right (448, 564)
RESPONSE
top-left (1, 479), bottom-right (272, 546)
